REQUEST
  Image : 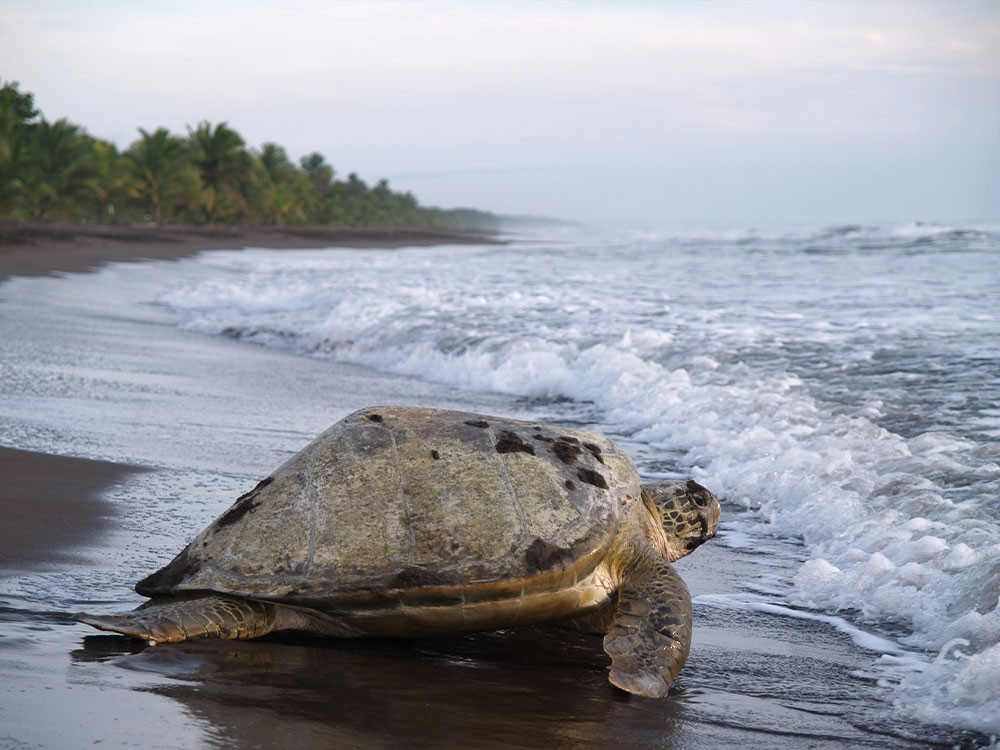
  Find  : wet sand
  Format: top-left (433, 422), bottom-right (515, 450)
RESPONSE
top-left (0, 447), bottom-right (143, 571)
top-left (0, 241), bottom-right (983, 749)
top-left (0, 219), bottom-right (500, 282)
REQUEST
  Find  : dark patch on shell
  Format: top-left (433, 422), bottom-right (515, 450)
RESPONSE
top-left (583, 442), bottom-right (605, 464)
top-left (576, 468), bottom-right (609, 489)
top-left (525, 538), bottom-right (575, 574)
top-left (557, 435), bottom-right (580, 444)
top-left (532, 433), bottom-right (554, 443)
top-left (430, 449), bottom-right (440, 460)
top-left (215, 477), bottom-right (273, 528)
top-left (565, 479), bottom-right (576, 490)
top-left (366, 413), bottom-right (383, 422)
top-left (552, 441), bottom-right (582, 465)
top-left (391, 566), bottom-right (451, 589)
top-left (495, 430), bottom-right (536, 456)
top-left (464, 419), bottom-right (490, 428)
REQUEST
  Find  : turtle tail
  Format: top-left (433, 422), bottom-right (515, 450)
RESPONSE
top-left (73, 595), bottom-right (286, 645)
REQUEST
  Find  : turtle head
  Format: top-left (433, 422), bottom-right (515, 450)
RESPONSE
top-left (640, 479), bottom-right (721, 562)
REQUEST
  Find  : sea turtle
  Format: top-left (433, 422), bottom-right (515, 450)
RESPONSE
top-left (75, 406), bottom-right (720, 697)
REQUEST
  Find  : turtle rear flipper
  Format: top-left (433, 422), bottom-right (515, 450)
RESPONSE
top-left (603, 560), bottom-right (692, 698)
top-left (73, 595), bottom-right (340, 645)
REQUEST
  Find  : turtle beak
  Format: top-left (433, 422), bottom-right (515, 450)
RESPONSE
top-left (684, 512), bottom-right (715, 551)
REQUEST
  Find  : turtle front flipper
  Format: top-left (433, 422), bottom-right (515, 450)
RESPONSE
top-left (74, 595), bottom-right (291, 645)
top-left (603, 560), bottom-right (692, 698)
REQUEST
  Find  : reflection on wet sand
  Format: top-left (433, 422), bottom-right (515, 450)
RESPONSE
top-left (66, 606), bottom-right (973, 749)
top-left (75, 626), bottom-right (687, 749)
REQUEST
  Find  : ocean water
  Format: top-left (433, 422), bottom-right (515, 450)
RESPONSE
top-left (153, 222), bottom-right (1000, 737)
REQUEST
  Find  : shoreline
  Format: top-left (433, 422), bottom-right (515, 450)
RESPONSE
top-left (1, 227), bottom-right (988, 748)
top-left (0, 219), bottom-right (502, 282)
top-left (0, 447), bottom-right (144, 572)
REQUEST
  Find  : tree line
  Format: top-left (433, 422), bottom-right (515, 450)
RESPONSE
top-left (0, 81), bottom-right (499, 230)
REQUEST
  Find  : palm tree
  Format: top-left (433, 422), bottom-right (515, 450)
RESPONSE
top-left (0, 80), bottom-right (37, 160)
top-left (298, 152), bottom-right (337, 222)
top-left (272, 177), bottom-right (310, 225)
top-left (0, 81), bottom-right (38, 215)
top-left (257, 142), bottom-right (294, 185)
top-left (0, 126), bottom-right (31, 216)
top-left (249, 143), bottom-right (305, 224)
top-left (124, 127), bottom-right (196, 223)
top-left (23, 118), bottom-right (100, 219)
top-left (0, 140), bottom-right (31, 215)
top-left (89, 138), bottom-right (129, 222)
top-left (299, 151), bottom-right (333, 190)
top-left (187, 121), bottom-right (250, 223)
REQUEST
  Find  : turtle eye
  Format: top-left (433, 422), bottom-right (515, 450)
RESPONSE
top-left (686, 480), bottom-right (709, 506)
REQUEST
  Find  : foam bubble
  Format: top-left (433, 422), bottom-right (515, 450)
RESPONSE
top-left (893, 640), bottom-right (1000, 736)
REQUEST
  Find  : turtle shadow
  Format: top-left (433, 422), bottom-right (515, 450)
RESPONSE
top-left (72, 623), bottom-right (611, 678)
top-left (71, 625), bottom-right (689, 748)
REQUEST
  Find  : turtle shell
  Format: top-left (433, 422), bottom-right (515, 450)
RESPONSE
top-left (136, 407), bottom-right (641, 612)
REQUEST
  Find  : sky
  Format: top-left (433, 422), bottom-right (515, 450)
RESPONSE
top-left (1, 0), bottom-right (997, 228)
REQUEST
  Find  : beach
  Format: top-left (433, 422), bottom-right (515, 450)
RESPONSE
top-left (0, 227), bottom-right (992, 749)
top-left (0, 220), bottom-right (500, 282)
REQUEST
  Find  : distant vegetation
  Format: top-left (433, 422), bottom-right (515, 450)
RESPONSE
top-left (0, 81), bottom-right (500, 230)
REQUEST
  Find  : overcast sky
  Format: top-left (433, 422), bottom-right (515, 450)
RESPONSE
top-left (2, 1), bottom-right (997, 227)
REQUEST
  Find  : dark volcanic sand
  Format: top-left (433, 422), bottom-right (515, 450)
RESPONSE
top-left (0, 219), bottom-right (500, 282)
top-left (0, 447), bottom-right (143, 570)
